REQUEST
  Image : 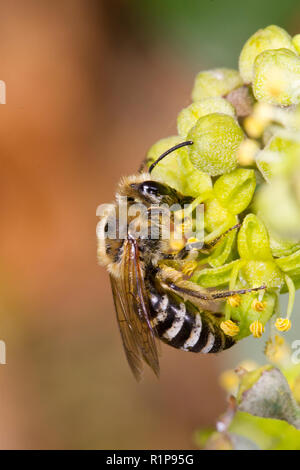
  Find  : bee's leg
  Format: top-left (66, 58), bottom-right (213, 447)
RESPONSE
top-left (172, 222), bottom-right (241, 261)
top-left (202, 223), bottom-right (241, 250)
top-left (204, 220), bottom-right (241, 245)
top-left (159, 266), bottom-right (266, 302)
top-left (166, 223), bottom-right (241, 281)
top-left (224, 260), bottom-right (244, 321)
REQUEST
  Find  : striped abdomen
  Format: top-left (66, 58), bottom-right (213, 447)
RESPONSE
top-left (148, 288), bottom-right (234, 353)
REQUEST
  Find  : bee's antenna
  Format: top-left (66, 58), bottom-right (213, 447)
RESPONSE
top-left (149, 141), bottom-right (193, 174)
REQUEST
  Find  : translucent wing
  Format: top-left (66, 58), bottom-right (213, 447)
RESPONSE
top-left (110, 274), bottom-right (143, 381)
top-left (110, 237), bottom-right (159, 380)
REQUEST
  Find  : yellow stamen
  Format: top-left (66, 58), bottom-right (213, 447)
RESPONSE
top-left (265, 335), bottom-right (289, 364)
top-left (251, 299), bottom-right (267, 312)
top-left (254, 103), bottom-right (273, 122)
top-left (237, 138), bottom-right (260, 166)
top-left (220, 320), bottom-right (240, 337)
top-left (227, 294), bottom-right (241, 308)
top-left (275, 318), bottom-right (291, 332)
top-left (249, 320), bottom-right (264, 338)
top-left (219, 370), bottom-right (239, 394)
top-left (182, 260), bottom-right (198, 276)
top-left (243, 116), bottom-right (265, 138)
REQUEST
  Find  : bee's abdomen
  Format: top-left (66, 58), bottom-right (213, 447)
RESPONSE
top-left (149, 290), bottom-right (234, 353)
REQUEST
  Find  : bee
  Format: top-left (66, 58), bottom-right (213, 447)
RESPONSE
top-left (97, 141), bottom-right (265, 380)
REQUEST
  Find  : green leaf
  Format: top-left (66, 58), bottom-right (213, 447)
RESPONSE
top-left (237, 366), bottom-right (300, 429)
top-left (229, 411), bottom-right (300, 450)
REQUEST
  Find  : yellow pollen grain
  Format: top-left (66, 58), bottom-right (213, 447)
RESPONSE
top-left (237, 139), bottom-right (260, 166)
top-left (249, 320), bottom-right (264, 338)
top-left (254, 102), bottom-right (273, 122)
top-left (220, 320), bottom-right (240, 337)
top-left (187, 237), bottom-right (199, 244)
top-left (243, 116), bottom-right (265, 138)
top-left (275, 318), bottom-right (291, 332)
top-left (251, 299), bottom-right (267, 312)
top-left (227, 294), bottom-right (241, 308)
top-left (182, 260), bottom-right (198, 276)
top-left (169, 238), bottom-right (185, 252)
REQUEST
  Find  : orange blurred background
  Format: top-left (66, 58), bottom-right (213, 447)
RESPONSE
top-left (0, 0), bottom-right (299, 449)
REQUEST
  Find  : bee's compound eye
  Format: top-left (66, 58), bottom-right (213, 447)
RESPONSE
top-left (138, 181), bottom-right (169, 199)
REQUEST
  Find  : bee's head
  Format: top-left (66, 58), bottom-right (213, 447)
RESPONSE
top-left (130, 180), bottom-right (192, 207)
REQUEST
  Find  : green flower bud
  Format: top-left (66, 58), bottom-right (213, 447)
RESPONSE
top-left (214, 169), bottom-right (256, 215)
top-left (146, 136), bottom-right (212, 197)
top-left (239, 25), bottom-right (296, 83)
top-left (276, 248), bottom-right (300, 278)
top-left (191, 68), bottom-right (243, 101)
top-left (256, 179), bottom-right (300, 239)
top-left (187, 113), bottom-right (244, 176)
top-left (146, 135), bottom-right (183, 189)
top-left (269, 235), bottom-right (300, 259)
top-left (241, 260), bottom-right (284, 289)
top-left (256, 211), bottom-right (300, 257)
top-left (292, 34), bottom-right (300, 54)
top-left (256, 132), bottom-right (297, 181)
top-left (238, 215), bottom-right (284, 289)
top-left (177, 98), bottom-right (235, 138)
top-left (253, 49), bottom-right (300, 106)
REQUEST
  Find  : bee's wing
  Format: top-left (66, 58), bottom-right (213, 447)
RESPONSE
top-left (110, 274), bottom-right (143, 381)
top-left (110, 238), bottom-right (159, 380)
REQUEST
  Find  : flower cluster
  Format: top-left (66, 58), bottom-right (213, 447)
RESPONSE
top-left (146, 25), bottom-right (300, 343)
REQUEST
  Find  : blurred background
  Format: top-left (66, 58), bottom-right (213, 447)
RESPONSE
top-left (0, 0), bottom-right (300, 450)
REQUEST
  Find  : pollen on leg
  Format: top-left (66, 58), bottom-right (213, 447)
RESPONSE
top-left (220, 320), bottom-right (240, 337)
top-left (251, 299), bottom-right (266, 312)
top-left (169, 232), bottom-right (185, 253)
top-left (249, 320), bottom-right (264, 338)
top-left (275, 318), bottom-right (291, 332)
top-left (187, 237), bottom-right (200, 244)
top-left (182, 260), bottom-right (198, 276)
top-left (227, 294), bottom-right (241, 308)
